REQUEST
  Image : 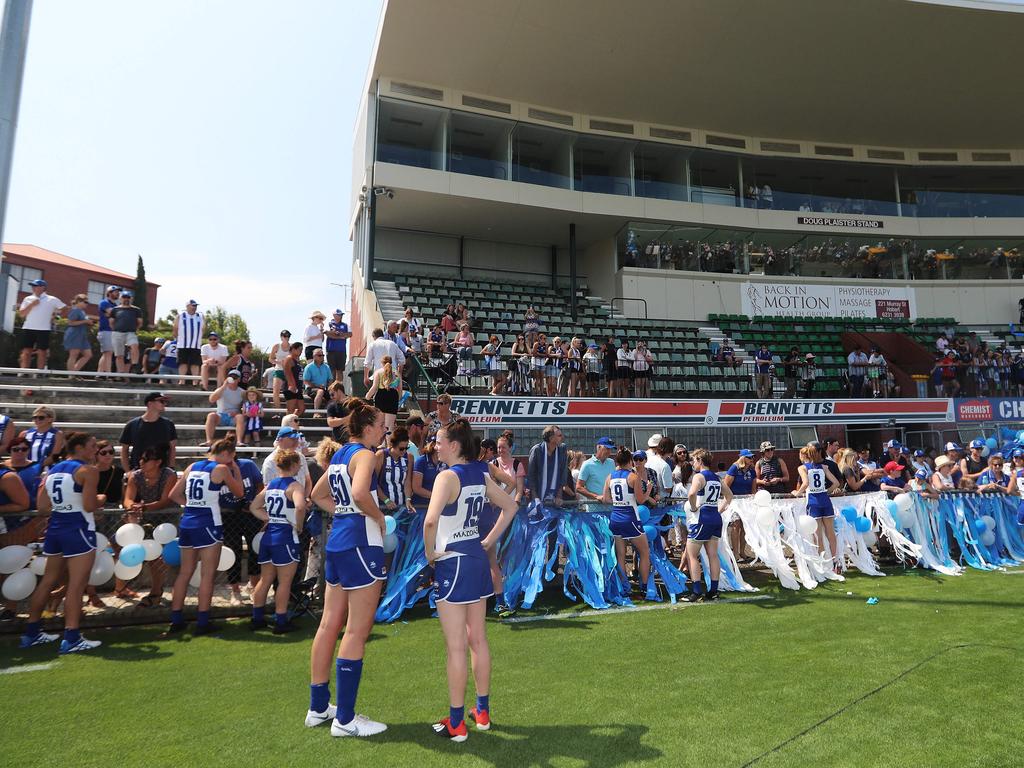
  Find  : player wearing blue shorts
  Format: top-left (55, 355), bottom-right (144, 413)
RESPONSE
top-left (424, 419), bottom-right (517, 742)
top-left (249, 450), bottom-right (306, 634)
top-left (601, 447), bottom-right (652, 591)
top-left (20, 432), bottom-right (105, 654)
top-left (166, 436), bottom-right (244, 635)
top-left (792, 444), bottom-right (841, 570)
top-left (682, 448), bottom-right (733, 602)
top-left (308, 398), bottom-right (389, 738)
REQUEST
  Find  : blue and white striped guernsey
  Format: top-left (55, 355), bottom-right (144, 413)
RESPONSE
top-left (380, 452), bottom-right (408, 506)
top-left (176, 310), bottom-right (205, 350)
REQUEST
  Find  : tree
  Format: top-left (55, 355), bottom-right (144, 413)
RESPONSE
top-left (153, 305), bottom-right (250, 345)
top-left (133, 255), bottom-right (150, 328)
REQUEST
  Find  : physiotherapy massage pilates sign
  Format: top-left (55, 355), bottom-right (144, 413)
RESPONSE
top-left (741, 281), bottom-right (916, 320)
top-left (449, 397), bottom-right (953, 427)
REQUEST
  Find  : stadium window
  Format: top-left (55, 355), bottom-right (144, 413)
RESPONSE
top-left (511, 123), bottom-right (573, 190)
top-left (375, 98), bottom-right (447, 170)
top-left (689, 150), bottom-right (739, 207)
top-left (898, 166), bottom-right (1024, 218)
top-left (573, 135), bottom-right (634, 195)
top-left (448, 111), bottom-right (512, 180)
top-left (87, 280), bottom-right (106, 305)
top-left (6, 264), bottom-right (43, 292)
top-left (634, 143), bottom-right (689, 201)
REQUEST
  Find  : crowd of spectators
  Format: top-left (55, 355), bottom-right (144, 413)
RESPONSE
top-left (929, 331), bottom-right (1024, 398)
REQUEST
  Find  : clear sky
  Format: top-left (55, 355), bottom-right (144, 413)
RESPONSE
top-left (5, 0), bottom-right (383, 347)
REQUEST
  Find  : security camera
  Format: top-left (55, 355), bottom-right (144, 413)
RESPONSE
top-left (361, 185), bottom-right (367, 193)
top-left (385, 190), bottom-right (394, 199)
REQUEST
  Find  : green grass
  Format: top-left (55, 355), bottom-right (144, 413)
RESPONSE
top-left (2, 568), bottom-right (1023, 768)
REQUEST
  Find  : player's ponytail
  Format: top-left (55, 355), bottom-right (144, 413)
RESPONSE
top-left (614, 447), bottom-right (632, 467)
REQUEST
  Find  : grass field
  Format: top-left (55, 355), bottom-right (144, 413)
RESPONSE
top-left (2, 566), bottom-right (1022, 768)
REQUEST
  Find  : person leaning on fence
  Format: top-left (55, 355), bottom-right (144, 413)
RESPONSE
top-left (575, 436), bottom-right (615, 501)
top-left (123, 444), bottom-right (178, 608)
top-left (755, 441), bottom-right (789, 492)
top-left (526, 425), bottom-right (568, 506)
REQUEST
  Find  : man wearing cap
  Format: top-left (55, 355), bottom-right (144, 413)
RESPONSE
top-left (262, 427), bottom-right (311, 492)
top-left (576, 437), bottom-right (616, 500)
top-left (959, 439), bottom-right (988, 483)
top-left (755, 441), bottom-right (790, 491)
top-left (110, 289), bottom-right (144, 375)
top-left (878, 439), bottom-right (912, 483)
top-left (17, 279), bottom-right (66, 371)
top-left (782, 347), bottom-right (801, 399)
top-left (202, 370), bottom-right (246, 445)
top-left (119, 392), bottom-right (178, 472)
top-left (302, 348), bottom-right (332, 410)
top-left (943, 442), bottom-right (964, 486)
top-left (879, 460), bottom-right (908, 497)
top-left (405, 414), bottom-right (426, 462)
top-left (172, 299), bottom-right (205, 385)
top-left (200, 332), bottom-right (229, 391)
top-left (97, 285), bottom-right (121, 373)
top-left (910, 449), bottom-right (931, 477)
top-left (325, 309), bottom-right (352, 386)
top-left (646, 435), bottom-right (675, 497)
top-left (801, 353), bottom-right (818, 398)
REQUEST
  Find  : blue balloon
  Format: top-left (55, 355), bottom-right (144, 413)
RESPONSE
top-left (1017, 430), bottom-right (1024, 442)
top-left (971, 519), bottom-right (987, 537)
top-left (985, 437), bottom-right (997, 450)
top-left (637, 505), bottom-right (651, 524)
top-left (884, 500), bottom-right (899, 517)
top-left (643, 524), bottom-right (658, 542)
top-left (119, 543), bottom-right (145, 567)
top-left (840, 506), bottom-right (858, 523)
top-left (162, 539), bottom-right (181, 566)
top-left (384, 515), bottom-right (397, 536)
top-left (855, 516), bottom-right (872, 533)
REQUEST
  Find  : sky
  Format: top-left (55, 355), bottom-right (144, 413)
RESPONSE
top-left (5, 0), bottom-right (383, 347)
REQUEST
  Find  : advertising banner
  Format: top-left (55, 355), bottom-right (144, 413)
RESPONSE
top-left (450, 397), bottom-right (953, 428)
top-left (741, 281), bottom-right (916, 320)
top-left (955, 398), bottom-right (1024, 423)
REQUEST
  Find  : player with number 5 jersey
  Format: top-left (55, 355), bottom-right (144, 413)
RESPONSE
top-left (682, 448), bottom-right (733, 603)
top-left (424, 419), bottom-right (518, 742)
top-left (308, 399), bottom-right (389, 738)
top-left (792, 444), bottom-right (842, 572)
top-left (20, 432), bottom-right (106, 654)
top-left (167, 437), bottom-right (244, 635)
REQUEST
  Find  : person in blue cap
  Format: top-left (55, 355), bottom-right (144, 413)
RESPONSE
top-left (944, 442), bottom-right (964, 486)
top-left (909, 467), bottom-right (938, 500)
top-left (724, 449), bottom-right (756, 561)
top-left (576, 437), bottom-right (616, 501)
top-left (959, 439), bottom-right (988, 484)
top-left (325, 309), bottom-right (352, 386)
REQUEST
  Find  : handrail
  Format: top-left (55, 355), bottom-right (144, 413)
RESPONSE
top-left (609, 297), bottom-right (648, 319)
top-left (410, 354), bottom-right (440, 412)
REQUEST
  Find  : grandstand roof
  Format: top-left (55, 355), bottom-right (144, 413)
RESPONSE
top-left (369, 0), bottom-right (1024, 150)
top-left (1, 243), bottom-right (158, 285)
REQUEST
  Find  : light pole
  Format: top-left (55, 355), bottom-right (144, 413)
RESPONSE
top-left (0, 0), bottom-right (32, 251)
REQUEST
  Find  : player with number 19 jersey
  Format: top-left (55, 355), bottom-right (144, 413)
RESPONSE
top-left (432, 462), bottom-right (493, 605)
top-left (325, 443), bottom-right (386, 590)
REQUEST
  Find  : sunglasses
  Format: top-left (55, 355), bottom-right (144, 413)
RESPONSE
top-left (97, 450), bottom-right (113, 456)
top-left (397, 445), bottom-right (409, 452)
top-left (32, 415), bottom-right (49, 421)
top-left (10, 445), bottom-right (28, 453)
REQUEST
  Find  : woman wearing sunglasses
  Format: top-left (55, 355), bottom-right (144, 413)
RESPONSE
top-left (21, 406), bottom-right (64, 467)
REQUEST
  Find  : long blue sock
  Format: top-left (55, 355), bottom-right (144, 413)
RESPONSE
top-left (170, 609), bottom-right (183, 625)
top-left (197, 610), bottom-right (210, 628)
top-left (476, 694), bottom-right (489, 713)
top-left (275, 612), bottom-right (288, 628)
top-left (710, 579), bottom-right (719, 592)
top-left (450, 705), bottom-right (464, 729)
top-left (335, 658), bottom-right (363, 725)
top-left (310, 682), bottom-right (330, 714)
top-left (691, 580), bottom-right (704, 594)
top-left (64, 628), bottom-right (81, 644)
top-left (25, 620), bottom-right (41, 638)
top-left (252, 606), bottom-right (265, 624)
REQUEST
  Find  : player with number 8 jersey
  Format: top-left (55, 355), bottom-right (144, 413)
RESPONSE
top-left (793, 444), bottom-right (842, 572)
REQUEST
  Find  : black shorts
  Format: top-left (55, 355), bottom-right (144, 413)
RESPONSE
top-left (587, 372), bottom-right (601, 382)
top-left (20, 328), bottom-right (50, 351)
top-left (177, 347), bottom-right (201, 367)
top-left (616, 367), bottom-right (633, 380)
top-left (633, 369), bottom-right (648, 379)
top-left (304, 385), bottom-right (326, 400)
top-left (374, 388), bottom-right (400, 415)
top-left (326, 350), bottom-right (346, 372)
top-left (304, 345), bottom-right (321, 361)
top-left (284, 389), bottom-right (302, 402)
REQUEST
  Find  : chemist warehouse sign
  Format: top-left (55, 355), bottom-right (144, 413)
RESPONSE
top-left (741, 281), bottom-right (916, 321)
top-left (955, 398), bottom-right (1024, 422)
top-left (450, 397), bottom-right (953, 427)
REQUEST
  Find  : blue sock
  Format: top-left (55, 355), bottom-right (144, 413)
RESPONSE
top-left (197, 610), bottom-right (209, 628)
top-left (252, 606), bottom-right (265, 624)
top-left (710, 579), bottom-right (719, 592)
top-left (691, 580), bottom-right (704, 594)
top-left (335, 658), bottom-right (363, 725)
top-left (25, 620), bottom-right (41, 638)
top-left (64, 628), bottom-right (81, 644)
top-left (310, 682), bottom-right (330, 714)
top-left (450, 705), bottom-right (464, 729)
top-left (476, 694), bottom-right (489, 713)
top-left (171, 609), bottom-right (183, 626)
top-left (275, 612), bottom-right (288, 628)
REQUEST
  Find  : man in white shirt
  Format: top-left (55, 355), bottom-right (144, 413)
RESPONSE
top-left (18, 279), bottom-right (66, 370)
top-left (363, 327), bottom-right (404, 387)
top-left (645, 434), bottom-right (674, 496)
top-left (199, 332), bottom-right (229, 391)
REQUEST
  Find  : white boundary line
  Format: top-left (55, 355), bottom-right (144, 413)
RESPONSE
top-left (0, 662), bottom-right (57, 674)
top-left (501, 594), bottom-right (772, 623)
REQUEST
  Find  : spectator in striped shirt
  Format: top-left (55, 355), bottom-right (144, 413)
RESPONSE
top-left (173, 299), bottom-right (205, 386)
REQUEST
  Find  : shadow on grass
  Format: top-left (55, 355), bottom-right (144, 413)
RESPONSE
top-left (376, 721), bottom-right (662, 767)
top-left (504, 616), bottom-right (601, 631)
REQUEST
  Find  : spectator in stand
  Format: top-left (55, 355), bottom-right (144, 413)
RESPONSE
top-left (616, 340), bottom-right (634, 397)
top-left (118, 392), bottom-right (178, 471)
top-left (123, 445), bottom-right (178, 607)
top-left (240, 388), bottom-right (265, 445)
top-left (405, 415), bottom-right (426, 462)
top-left (325, 309), bottom-right (351, 386)
top-left (0, 445), bottom-right (31, 539)
top-left (401, 307), bottom-right (420, 335)
top-left (172, 299), bottom-right (204, 385)
top-left (934, 351), bottom-right (960, 396)
top-left (482, 335), bottom-right (504, 395)
top-left (452, 322), bottom-right (475, 379)
top-left (935, 332), bottom-right (949, 354)
top-left (440, 304), bottom-right (458, 335)
top-left (546, 337), bottom-right (564, 396)
top-left (269, 330), bottom-right (293, 408)
top-left (199, 332), bottom-right (229, 391)
top-left (363, 328), bottom-right (405, 390)
top-left (325, 382), bottom-right (350, 442)
top-left (879, 461), bottom-right (908, 497)
top-left (979, 455), bottom-right (1012, 493)
top-left (97, 285), bottom-right (120, 373)
top-left (110, 290), bottom-right (144, 375)
top-left (142, 337), bottom-right (165, 376)
top-left (633, 341), bottom-right (653, 398)
top-left (202, 371), bottom-right (246, 445)
top-left (223, 339), bottom-right (257, 390)
top-left (856, 447), bottom-right (884, 492)
top-left (426, 324), bottom-right (447, 360)
top-left (94, 439), bottom-right (125, 507)
top-left (930, 455), bottom-right (957, 492)
top-left (800, 353), bottom-right (817, 398)
top-left (719, 337), bottom-right (737, 369)
top-left (303, 311), bottom-right (326, 360)
top-left (4, 437), bottom-right (42, 543)
top-left (0, 412), bottom-right (15, 455)
top-left (754, 343), bottom-right (774, 399)
top-left (755, 441), bottom-right (789, 492)
top-left (782, 347), bottom-right (800, 398)
top-left (18, 279), bottom-right (66, 371)
top-left (575, 436), bottom-right (616, 501)
top-left (303, 348), bottom-right (332, 411)
top-left (523, 306), bottom-right (540, 349)
top-left (530, 334), bottom-right (549, 395)
top-left (603, 338), bottom-right (618, 397)
top-left (960, 439), bottom-right (988, 483)
top-left (22, 406), bottom-right (64, 467)
top-left (220, 451), bottom-right (265, 605)
top-left (262, 426), bottom-right (311, 492)
top-left (834, 448), bottom-right (864, 492)
top-left (867, 347), bottom-right (888, 397)
top-left (62, 294), bottom-right (94, 373)
top-left (158, 337), bottom-right (178, 382)
top-left (283, 342), bottom-right (306, 417)
top-left (847, 346), bottom-right (869, 397)
top-left (526, 425), bottom-right (568, 505)
top-left (645, 435), bottom-right (675, 498)
top-left (383, 320), bottom-right (409, 359)
top-left (368, 355), bottom-right (402, 434)
top-left (562, 337), bottom-right (582, 397)
top-left (492, 435), bottom-right (525, 504)
top-left (426, 392), bottom-right (456, 440)
top-left (583, 343), bottom-right (601, 397)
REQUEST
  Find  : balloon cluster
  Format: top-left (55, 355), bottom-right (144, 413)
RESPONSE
top-left (838, 505), bottom-right (873, 534)
top-left (0, 545), bottom-right (36, 600)
top-left (753, 490), bottom-right (776, 530)
top-left (973, 515), bottom-right (997, 547)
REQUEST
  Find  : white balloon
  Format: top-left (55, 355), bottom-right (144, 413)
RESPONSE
top-left (894, 493), bottom-right (914, 512)
top-left (115, 523), bottom-right (145, 547)
top-left (754, 489), bottom-right (772, 507)
top-left (797, 516), bottom-right (817, 537)
top-left (251, 532), bottom-right (263, 554)
top-left (980, 515), bottom-right (996, 532)
top-left (981, 445), bottom-right (991, 458)
top-left (189, 563), bottom-right (203, 588)
top-left (88, 551), bottom-right (116, 586)
top-left (0, 544), bottom-right (33, 574)
top-left (1, 568), bottom-right (36, 601)
top-left (141, 540), bottom-right (163, 562)
top-left (382, 532), bottom-right (398, 554)
top-left (863, 532), bottom-right (878, 547)
top-left (29, 556), bottom-right (49, 576)
top-left (96, 532), bottom-right (110, 551)
top-left (114, 560), bottom-right (143, 580)
top-left (755, 506), bottom-right (776, 530)
top-left (217, 546), bottom-right (236, 572)
top-left (152, 523), bottom-right (177, 545)
top-left (981, 530), bottom-right (996, 547)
